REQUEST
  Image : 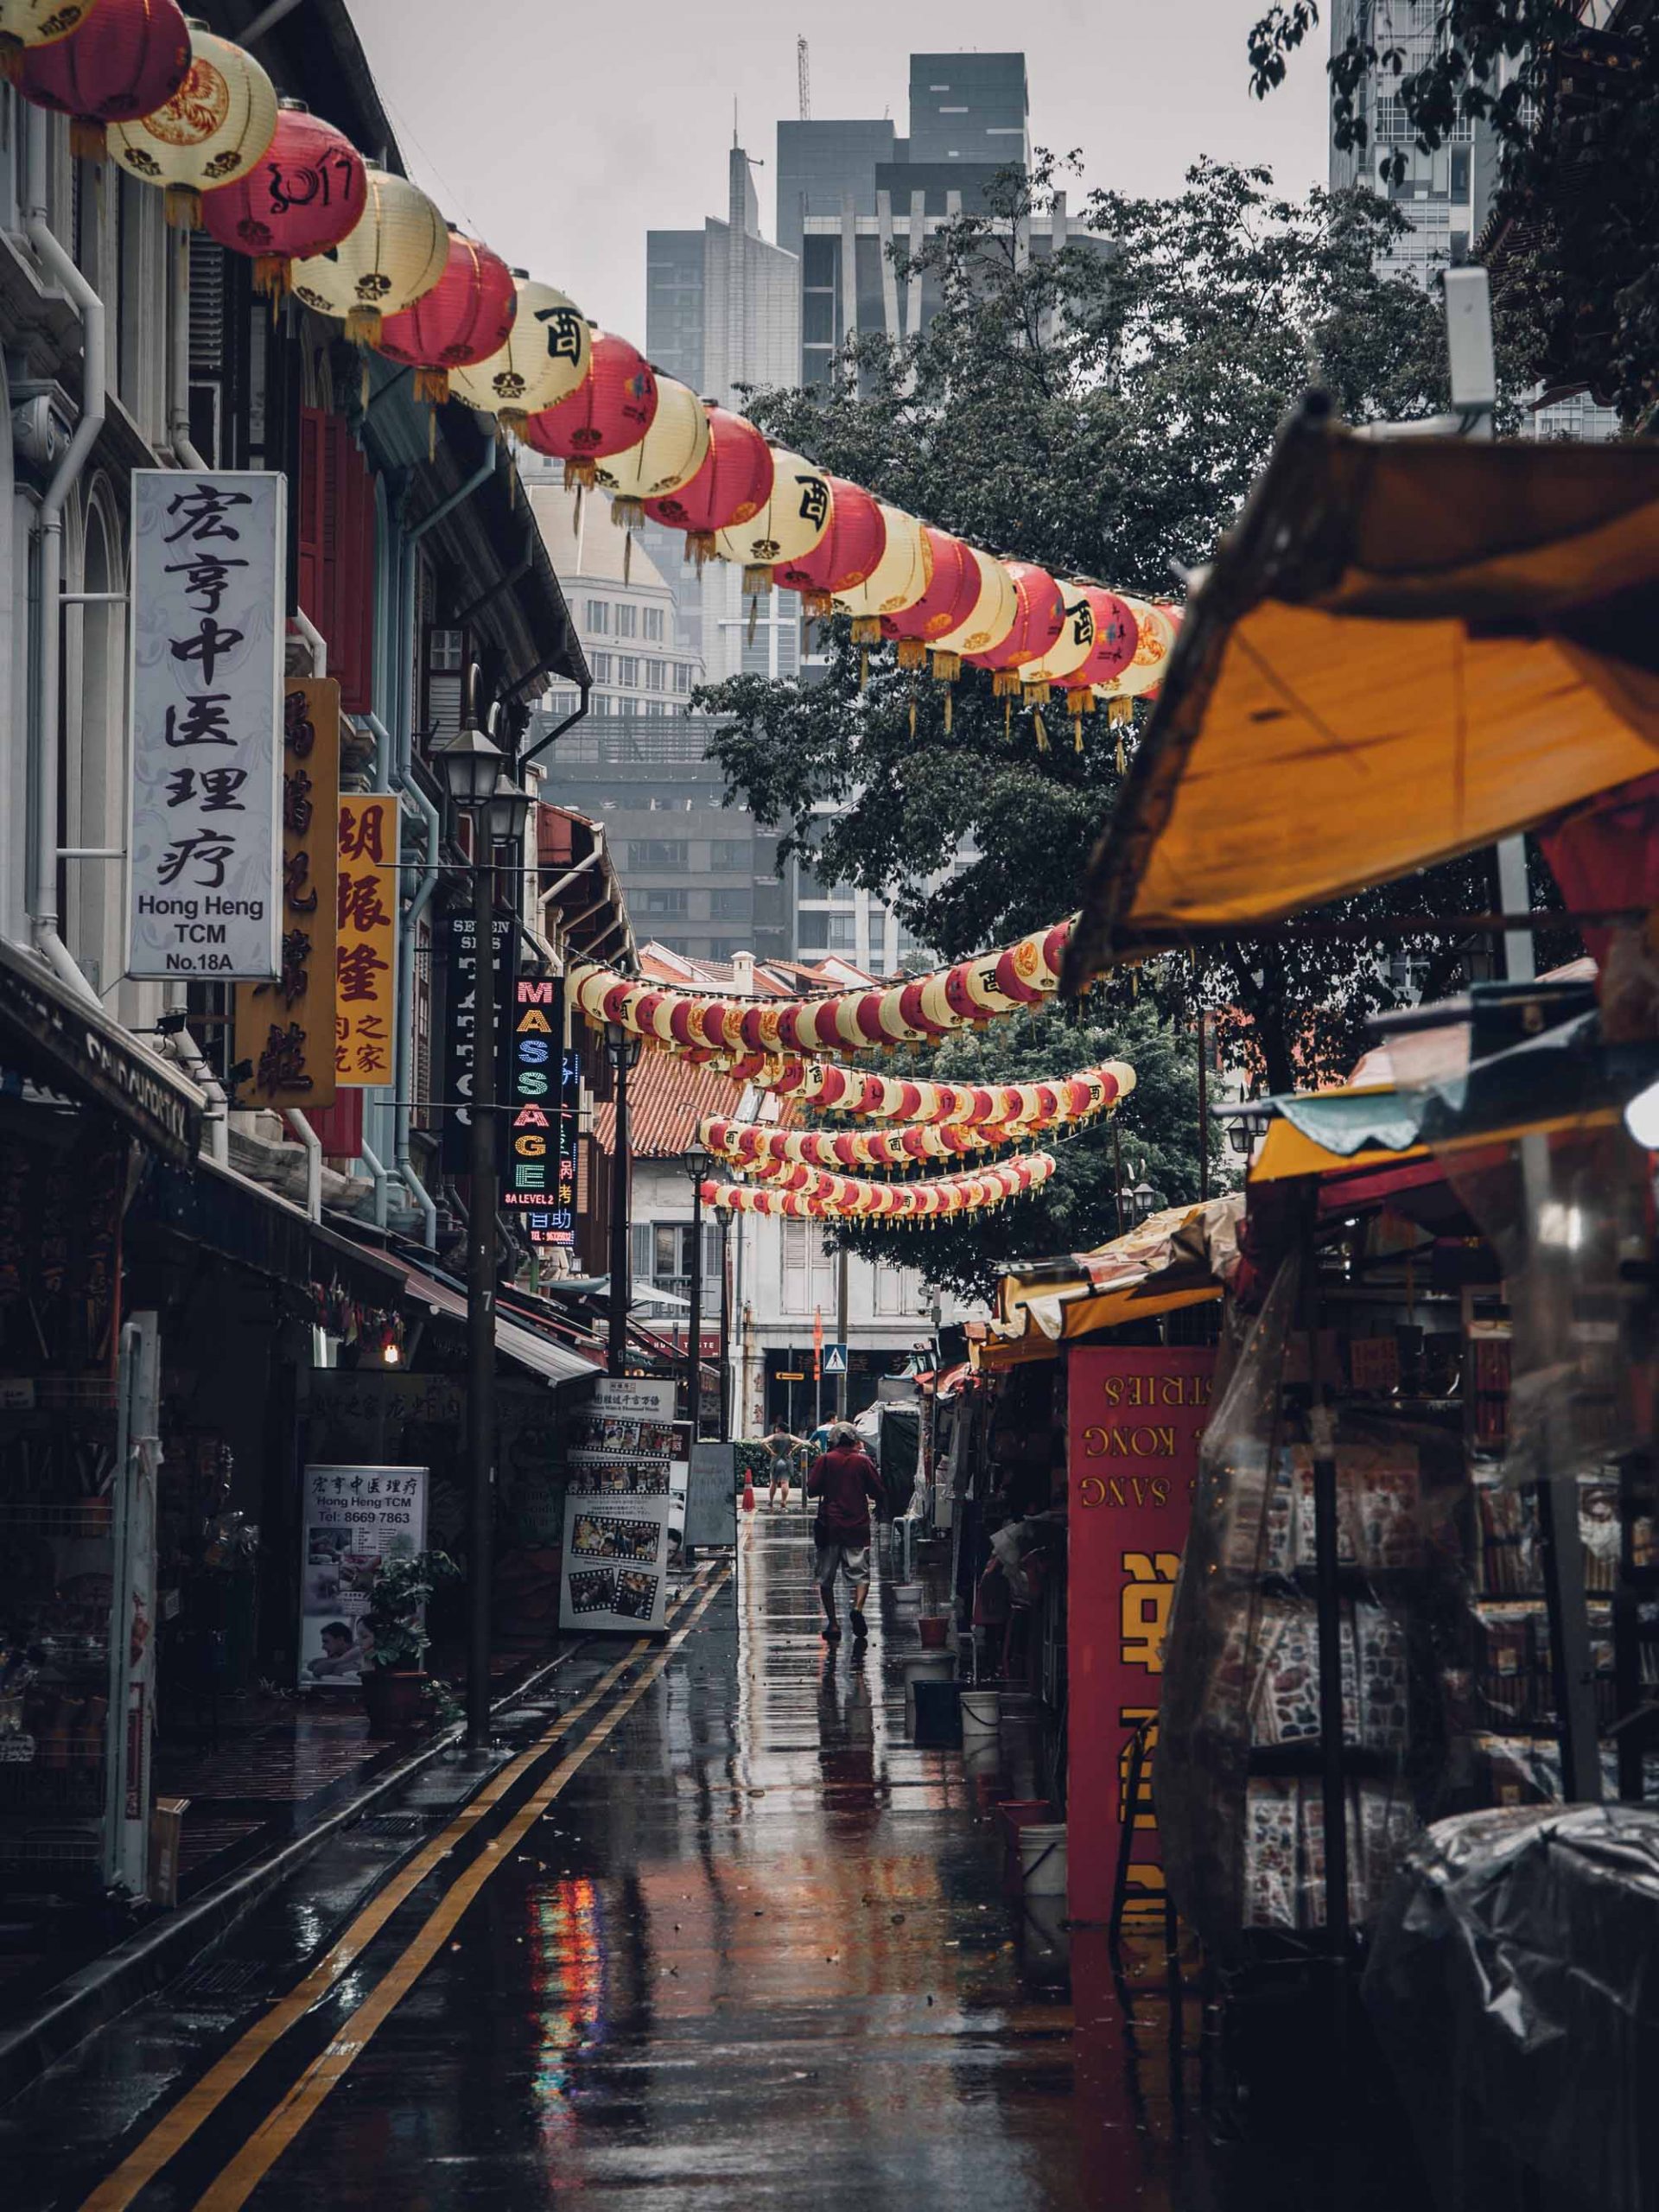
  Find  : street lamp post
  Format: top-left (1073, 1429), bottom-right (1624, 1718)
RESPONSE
top-left (605, 1020), bottom-right (639, 1376)
top-left (433, 726), bottom-right (533, 1752)
top-left (717, 1210), bottom-right (732, 1442)
top-left (684, 1136), bottom-right (710, 1439)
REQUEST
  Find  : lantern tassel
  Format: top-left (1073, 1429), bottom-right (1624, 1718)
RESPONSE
top-left (1033, 708), bottom-right (1049, 751)
top-left (1116, 734), bottom-right (1126, 773)
top-left (689, 530), bottom-right (718, 567)
top-left (895, 638), bottom-right (926, 671)
top-left (164, 184), bottom-right (204, 232)
top-left (612, 495), bottom-right (645, 530)
top-left (624, 527), bottom-right (633, 587)
top-left (992, 670), bottom-right (1021, 700)
top-left (343, 304), bottom-right (384, 347)
top-left (1004, 699), bottom-right (1012, 741)
top-left (428, 406), bottom-right (436, 464)
top-left (413, 366), bottom-right (450, 406)
top-left (251, 254), bottom-right (292, 301)
top-left (747, 594), bottom-right (759, 645)
top-left (859, 648), bottom-right (868, 693)
top-left (944, 689), bottom-right (953, 735)
top-left (563, 457), bottom-right (597, 491)
top-left (0, 35), bottom-right (22, 84)
top-left (909, 686), bottom-right (917, 740)
top-left (71, 118), bottom-right (108, 162)
top-left (851, 614), bottom-right (880, 645)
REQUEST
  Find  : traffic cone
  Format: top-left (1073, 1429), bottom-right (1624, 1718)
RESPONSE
top-left (742, 1471), bottom-right (755, 1513)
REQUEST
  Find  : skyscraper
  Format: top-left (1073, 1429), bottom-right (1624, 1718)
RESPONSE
top-left (1326, 1), bottom-right (1489, 278)
top-left (906, 52), bottom-right (1029, 167)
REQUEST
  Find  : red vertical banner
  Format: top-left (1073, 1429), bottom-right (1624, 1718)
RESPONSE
top-left (1065, 1343), bottom-right (1214, 1925)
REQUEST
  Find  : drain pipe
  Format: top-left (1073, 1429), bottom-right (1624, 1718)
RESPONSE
top-left (168, 226), bottom-right (207, 472)
top-left (359, 1134), bottom-right (391, 1230)
top-left (162, 1023), bottom-right (230, 1166)
top-left (285, 1109), bottom-right (321, 1222)
top-left (366, 695), bottom-right (438, 1248)
top-left (24, 116), bottom-right (105, 1008)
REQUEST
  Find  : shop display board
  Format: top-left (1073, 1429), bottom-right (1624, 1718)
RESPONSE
top-left (684, 1442), bottom-right (737, 1548)
top-left (559, 1380), bottom-right (677, 1635)
top-left (1066, 1344), bottom-right (1214, 1923)
top-left (298, 1463), bottom-right (427, 1687)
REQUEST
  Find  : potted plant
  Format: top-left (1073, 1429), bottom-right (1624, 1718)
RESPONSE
top-left (359, 1548), bottom-right (457, 1734)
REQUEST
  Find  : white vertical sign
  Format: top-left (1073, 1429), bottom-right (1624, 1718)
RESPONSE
top-left (126, 470), bottom-right (284, 980)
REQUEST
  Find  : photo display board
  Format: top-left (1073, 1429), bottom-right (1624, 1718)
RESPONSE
top-left (559, 1378), bottom-right (677, 1634)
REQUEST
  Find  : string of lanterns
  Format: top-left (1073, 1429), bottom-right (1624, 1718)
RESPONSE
top-left (20, 4), bottom-right (1183, 737)
top-left (701, 1153), bottom-right (1056, 1222)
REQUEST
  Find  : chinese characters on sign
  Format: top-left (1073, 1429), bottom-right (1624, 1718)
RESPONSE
top-left (334, 796), bottom-right (400, 1086)
top-left (502, 977), bottom-right (579, 1248)
top-left (232, 680), bottom-right (340, 1107)
top-left (126, 472), bottom-right (285, 980)
top-left (297, 1463), bottom-right (428, 1688)
top-left (1065, 1345), bottom-right (1214, 1923)
top-left (439, 912), bottom-right (518, 1170)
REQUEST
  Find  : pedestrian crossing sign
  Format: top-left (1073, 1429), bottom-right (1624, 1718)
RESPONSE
top-left (822, 1344), bottom-right (849, 1376)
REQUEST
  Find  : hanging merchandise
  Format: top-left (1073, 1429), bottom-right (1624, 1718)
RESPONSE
top-left (0, 0), bottom-right (102, 82)
top-left (715, 445), bottom-right (832, 597)
top-left (773, 475), bottom-right (887, 619)
top-left (702, 1152), bottom-right (1056, 1221)
top-left (524, 329), bottom-right (658, 489)
top-left (289, 164), bottom-right (448, 346)
top-left (880, 529), bottom-right (982, 669)
top-left (643, 404), bottom-right (773, 563)
top-left (16, 0), bottom-right (188, 159)
top-left (200, 98), bottom-right (366, 298)
top-left (592, 375), bottom-right (711, 525)
top-left (1093, 594), bottom-right (1177, 708)
top-left (966, 560), bottom-right (1065, 701)
top-left (448, 273), bottom-right (590, 439)
top-left (108, 18), bottom-right (277, 226)
top-left (832, 505), bottom-right (931, 645)
top-left (375, 229), bottom-right (517, 404)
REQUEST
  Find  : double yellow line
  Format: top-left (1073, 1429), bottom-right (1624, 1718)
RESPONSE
top-left (83, 1567), bottom-right (729, 2212)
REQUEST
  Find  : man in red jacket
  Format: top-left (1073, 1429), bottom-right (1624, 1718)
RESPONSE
top-left (807, 1422), bottom-right (886, 1642)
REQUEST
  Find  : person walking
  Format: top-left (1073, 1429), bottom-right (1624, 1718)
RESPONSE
top-left (760, 1425), bottom-right (804, 1510)
top-left (808, 1421), bottom-right (885, 1642)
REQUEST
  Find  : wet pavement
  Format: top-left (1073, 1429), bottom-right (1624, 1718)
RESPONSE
top-left (0, 1503), bottom-right (1413, 2210)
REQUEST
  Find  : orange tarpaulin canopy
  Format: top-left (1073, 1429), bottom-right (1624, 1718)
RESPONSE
top-left (1064, 410), bottom-right (1659, 989)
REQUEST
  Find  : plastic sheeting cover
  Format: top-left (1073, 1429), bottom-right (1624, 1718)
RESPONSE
top-left (1363, 1803), bottom-right (1659, 2212)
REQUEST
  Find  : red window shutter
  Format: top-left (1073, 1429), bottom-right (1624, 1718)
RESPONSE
top-left (309, 1090), bottom-right (363, 1160)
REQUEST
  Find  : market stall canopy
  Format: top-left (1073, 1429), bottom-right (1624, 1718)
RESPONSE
top-left (982, 1196), bottom-right (1243, 1368)
top-left (1063, 404), bottom-right (1659, 990)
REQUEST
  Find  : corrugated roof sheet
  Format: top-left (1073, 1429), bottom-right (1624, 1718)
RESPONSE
top-left (592, 1050), bottom-right (750, 1159)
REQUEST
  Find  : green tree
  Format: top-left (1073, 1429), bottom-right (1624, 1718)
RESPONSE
top-left (1245, 3), bottom-right (1659, 422)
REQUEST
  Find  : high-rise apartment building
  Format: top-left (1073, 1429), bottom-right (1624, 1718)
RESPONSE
top-left (906, 52), bottom-right (1029, 166)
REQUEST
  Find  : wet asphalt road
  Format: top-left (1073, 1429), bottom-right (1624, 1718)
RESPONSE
top-left (6, 1508), bottom-right (1205, 2210)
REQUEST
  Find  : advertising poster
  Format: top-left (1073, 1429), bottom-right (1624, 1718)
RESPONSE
top-left (298, 1462), bottom-right (428, 1688)
top-left (232, 678), bottom-right (340, 1107)
top-left (1065, 1345), bottom-right (1214, 1923)
top-left (440, 912), bottom-right (518, 1168)
top-left (334, 796), bottom-right (400, 1086)
top-left (126, 470), bottom-right (285, 981)
top-left (559, 1379), bottom-right (676, 1635)
top-left (684, 1442), bottom-right (737, 1548)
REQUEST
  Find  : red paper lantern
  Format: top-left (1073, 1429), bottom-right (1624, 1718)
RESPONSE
top-left (773, 477), bottom-right (886, 618)
top-left (965, 562), bottom-right (1065, 698)
top-left (16, 0), bottom-right (189, 159)
top-left (1055, 586), bottom-right (1139, 742)
top-left (200, 99), bottom-right (366, 299)
top-left (880, 530), bottom-right (981, 669)
top-left (375, 232), bottom-right (517, 405)
top-left (524, 330), bottom-right (658, 489)
top-left (643, 406), bottom-right (772, 561)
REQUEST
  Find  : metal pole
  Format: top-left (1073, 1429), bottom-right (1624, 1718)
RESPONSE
top-left (835, 1242), bottom-right (849, 1420)
top-left (718, 1211), bottom-right (732, 1442)
top-left (1197, 1005), bottom-right (1209, 1202)
top-left (687, 1170), bottom-right (703, 1440)
top-left (465, 830), bottom-right (499, 1751)
top-left (1112, 1122), bottom-right (1126, 1240)
top-left (607, 1047), bottom-right (632, 1376)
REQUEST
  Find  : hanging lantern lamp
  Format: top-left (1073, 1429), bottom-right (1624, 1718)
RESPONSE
top-left (289, 163), bottom-right (447, 346)
top-left (593, 376), bottom-right (711, 525)
top-left (643, 404), bottom-right (773, 562)
top-left (108, 19), bottom-right (277, 228)
top-left (375, 229), bottom-right (517, 404)
top-left (928, 548), bottom-right (1018, 726)
top-left (773, 476), bottom-right (886, 618)
top-left (200, 98), bottom-right (366, 297)
top-left (16, 0), bottom-right (188, 159)
top-left (524, 330), bottom-right (658, 488)
top-left (715, 445), bottom-right (831, 597)
top-left (965, 561), bottom-right (1065, 700)
top-left (880, 529), bottom-right (981, 669)
top-left (832, 505), bottom-right (931, 645)
top-left (448, 273), bottom-right (590, 440)
top-left (0, 0), bottom-right (103, 86)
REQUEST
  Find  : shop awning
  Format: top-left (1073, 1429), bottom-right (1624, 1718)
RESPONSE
top-left (1063, 411), bottom-right (1659, 989)
top-left (402, 1264), bottom-right (601, 1387)
top-left (981, 1197), bottom-right (1241, 1368)
top-left (0, 936), bottom-right (202, 1165)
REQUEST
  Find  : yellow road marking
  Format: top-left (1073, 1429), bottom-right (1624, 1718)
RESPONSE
top-left (80, 1568), bottom-right (717, 2212)
top-left (194, 1567), bottom-right (729, 2211)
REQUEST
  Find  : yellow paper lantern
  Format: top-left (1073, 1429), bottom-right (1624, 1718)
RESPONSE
top-left (108, 22), bottom-right (276, 230)
top-left (289, 166), bottom-right (448, 348)
top-left (832, 504), bottom-right (930, 645)
top-left (594, 378), bottom-right (710, 525)
top-left (715, 446), bottom-right (831, 596)
top-left (448, 276), bottom-right (590, 439)
top-left (0, 0), bottom-right (100, 80)
top-left (929, 546), bottom-right (1018, 683)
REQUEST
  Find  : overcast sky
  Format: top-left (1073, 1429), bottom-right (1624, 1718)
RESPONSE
top-left (348, 0), bottom-right (1332, 340)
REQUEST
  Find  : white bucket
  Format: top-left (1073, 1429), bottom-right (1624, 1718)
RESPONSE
top-left (1018, 1821), bottom-right (1068, 1897)
top-left (959, 1688), bottom-right (1001, 1739)
top-left (902, 1652), bottom-right (955, 1732)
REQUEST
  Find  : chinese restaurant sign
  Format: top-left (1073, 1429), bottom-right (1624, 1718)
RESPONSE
top-left (1066, 1344), bottom-right (1214, 1924)
top-left (335, 796), bottom-right (400, 1087)
top-left (439, 912), bottom-right (517, 1170)
top-left (126, 471), bottom-right (284, 980)
top-left (232, 680), bottom-right (340, 1108)
top-left (503, 976), bottom-right (579, 1248)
